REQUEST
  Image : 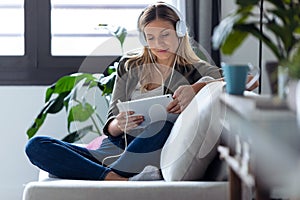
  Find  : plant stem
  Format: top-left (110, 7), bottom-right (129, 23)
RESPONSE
top-left (95, 112), bottom-right (105, 125)
top-left (262, 11), bottom-right (285, 60)
top-left (275, 34), bottom-right (285, 59)
top-left (121, 44), bottom-right (124, 55)
top-left (74, 99), bottom-right (80, 104)
top-left (91, 114), bottom-right (102, 135)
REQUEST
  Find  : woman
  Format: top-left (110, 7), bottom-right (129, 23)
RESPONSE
top-left (25, 2), bottom-right (224, 181)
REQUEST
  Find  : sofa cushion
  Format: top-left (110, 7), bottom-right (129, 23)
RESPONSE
top-left (23, 179), bottom-right (228, 200)
top-left (161, 82), bottom-right (226, 181)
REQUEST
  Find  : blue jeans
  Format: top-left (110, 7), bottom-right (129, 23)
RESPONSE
top-left (25, 120), bottom-right (174, 180)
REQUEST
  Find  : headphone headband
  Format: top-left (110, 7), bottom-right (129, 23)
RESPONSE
top-left (138, 2), bottom-right (187, 46)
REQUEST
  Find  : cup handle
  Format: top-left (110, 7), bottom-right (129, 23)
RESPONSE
top-left (246, 63), bottom-right (260, 90)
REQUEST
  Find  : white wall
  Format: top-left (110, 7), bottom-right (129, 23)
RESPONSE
top-left (0, 86), bottom-right (68, 199)
top-left (0, 85), bottom-right (108, 200)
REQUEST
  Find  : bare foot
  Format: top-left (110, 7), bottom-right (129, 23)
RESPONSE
top-left (104, 171), bottom-right (128, 181)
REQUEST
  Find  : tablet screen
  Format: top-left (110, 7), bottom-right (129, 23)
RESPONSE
top-left (117, 94), bottom-right (177, 128)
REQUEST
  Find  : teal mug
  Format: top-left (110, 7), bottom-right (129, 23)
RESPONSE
top-left (221, 63), bottom-right (260, 95)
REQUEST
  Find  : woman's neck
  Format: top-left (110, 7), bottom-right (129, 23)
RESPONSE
top-left (156, 55), bottom-right (176, 67)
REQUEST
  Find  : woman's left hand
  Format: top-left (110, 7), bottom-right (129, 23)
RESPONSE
top-left (167, 85), bottom-right (196, 114)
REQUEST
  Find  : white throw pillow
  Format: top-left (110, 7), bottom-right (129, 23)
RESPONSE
top-left (161, 82), bottom-right (226, 181)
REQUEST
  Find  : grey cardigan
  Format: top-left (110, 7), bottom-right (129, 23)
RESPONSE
top-left (102, 58), bottom-right (222, 136)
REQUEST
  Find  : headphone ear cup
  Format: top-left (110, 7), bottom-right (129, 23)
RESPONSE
top-left (138, 32), bottom-right (148, 46)
top-left (176, 20), bottom-right (187, 38)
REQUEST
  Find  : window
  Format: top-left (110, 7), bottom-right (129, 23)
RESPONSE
top-left (0, 0), bottom-right (182, 85)
top-left (0, 0), bottom-right (24, 55)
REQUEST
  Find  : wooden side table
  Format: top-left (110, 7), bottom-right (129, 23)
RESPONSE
top-left (218, 93), bottom-right (300, 200)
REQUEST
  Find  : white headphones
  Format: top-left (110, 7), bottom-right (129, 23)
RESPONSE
top-left (138, 2), bottom-right (187, 47)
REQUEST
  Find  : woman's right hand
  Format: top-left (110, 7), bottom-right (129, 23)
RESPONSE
top-left (115, 111), bottom-right (144, 133)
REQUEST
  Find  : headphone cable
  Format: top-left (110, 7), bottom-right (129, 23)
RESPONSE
top-left (147, 38), bottom-right (182, 95)
top-left (102, 101), bottom-right (129, 167)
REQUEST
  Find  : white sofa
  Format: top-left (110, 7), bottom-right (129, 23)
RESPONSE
top-left (23, 82), bottom-right (229, 200)
top-left (22, 170), bottom-right (228, 200)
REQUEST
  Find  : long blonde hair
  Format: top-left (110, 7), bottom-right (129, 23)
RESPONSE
top-left (125, 3), bottom-right (200, 91)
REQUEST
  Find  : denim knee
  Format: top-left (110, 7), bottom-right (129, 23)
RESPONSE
top-left (25, 136), bottom-right (52, 160)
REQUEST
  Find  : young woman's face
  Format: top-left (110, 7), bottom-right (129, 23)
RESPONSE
top-left (144, 19), bottom-right (179, 64)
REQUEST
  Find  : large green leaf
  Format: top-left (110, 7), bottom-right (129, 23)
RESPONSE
top-left (67, 103), bottom-right (95, 131)
top-left (235, 23), bottom-right (282, 59)
top-left (45, 84), bottom-right (55, 103)
top-left (114, 26), bottom-right (127, 47)
top-left (87, 74), bottom-right (104, 88)
top-left (281, 0), bottom-right (296, 5)
top-left (295, 26), bottom-right (300, 34)
top-left (107, 65), bottom-right (117, 75)
top-left (26, 69), bottom-right (115, 142)
top-left (266, 21), bottom-right (293, 54)
top-left (45, 76), bottom-right (76, 103)
top-left (26, 113), bottom-right (47, 139)
top-left (79, 73), bottom-right (98, 85)
top-left (212, 13), bottom-right (245, 50)
top-left (236, 0), bottom-right (260, 7)
top-left (46, 91), bottom-right (70, 114)
top-left (98, 72), bottom-right (116, 96)
top-left (289, 7), bottom-right (300, 31)
top-left (26, 91), bottom-right (71, 138)
top-left (26, 99), bottom-right (55, 139)
top-left (52, 76), bottom-right (77, 94)
top-left (63, 91), bottom-right (74, 112)
top-left (266, 0), bottom-right (285, 9)
top-left (221, 30), bottom-right (249, 55)
top-left (98, 24), bottom-right (127, 50)
top-left (269, 8), bottom-right (289, 26)
top-left (61, 125), bottom-right (94, 143)
top-left (213, 0), bottom-right (300, 69)
top-left (270, 5), bottom-right (300, 31)
top-left (45, 73), bottom-right (98, 103)
top-left (288, 43), bottom-right (300, 79)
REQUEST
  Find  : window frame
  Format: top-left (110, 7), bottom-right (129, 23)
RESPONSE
top-left (0, 0), bottom-right (181, 85)
top-left (0, 0), bottom-right (119, 85)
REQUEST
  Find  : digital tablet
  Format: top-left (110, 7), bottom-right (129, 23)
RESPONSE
top-left (117, 94), bottom-right (177, 128)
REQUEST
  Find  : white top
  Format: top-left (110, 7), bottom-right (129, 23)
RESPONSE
top-left (131, 76), bottom-right (216, 100)
top-left (131, 82), bottom-right (163, 100)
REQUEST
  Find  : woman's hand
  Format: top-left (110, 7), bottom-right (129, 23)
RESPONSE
top-left (108, 111), bottom-right (144, 136)
top-left (167, 85), bottom-right (196, 114)
top-left (115, 111), bottom-right (144, 132)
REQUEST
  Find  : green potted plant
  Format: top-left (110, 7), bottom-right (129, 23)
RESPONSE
top-left (26, 69), bottom-right (117, 143)
top-left (212, 0), bottom-right (300, 98)
top-left (26, 25), bottom-right (127, 143)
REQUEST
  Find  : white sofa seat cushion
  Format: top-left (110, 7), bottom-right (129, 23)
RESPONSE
top-left (161, 82), bottom-right (226, 181)
top-left (23, 179), bottom-right (228, 200)
top-left (23, 170), bottom-right (228, 200)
